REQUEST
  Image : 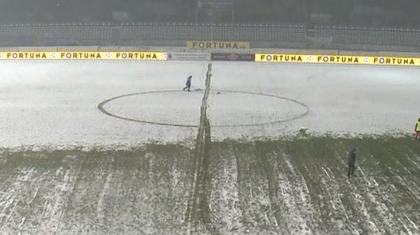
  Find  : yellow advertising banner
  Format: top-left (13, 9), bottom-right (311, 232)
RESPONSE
top-left (255, 53), bottom-right (420, 66)
top-left (187, 41), bottom-right (250, 49)
top-left (0, 52), bottom-right (168, 60)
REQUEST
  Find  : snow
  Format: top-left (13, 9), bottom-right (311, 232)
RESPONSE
top-left (1, 60), bottom-right (420, 148)
top-left (210, 62), bottom-right (420, 139)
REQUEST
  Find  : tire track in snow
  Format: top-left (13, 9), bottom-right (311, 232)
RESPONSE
top-left (0, 174), bottom-right (21, 233)
top-left (279, 151), bottom-right (317, 234)
top-left (283, 143), bottom-right (332, 234)
top-left (232, 143), bottom-right (279, 234)
top-left (358, 143), bottom-right (420, 234)
top-left (254, 142), bottom-right (290, 234)
top-left (96, 172), bottom-right (112, 224)
top-left (319, 172), bottom-right (354, 233)
top-left (209, 146), bottom-right (243, 234)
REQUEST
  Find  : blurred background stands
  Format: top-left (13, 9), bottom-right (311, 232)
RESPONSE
top-left (1, 0), bottom-right (419, 27)
top-left (0, 22), bottom-right (419, 50)
top-left (0, 0), bottom-right (419, 50)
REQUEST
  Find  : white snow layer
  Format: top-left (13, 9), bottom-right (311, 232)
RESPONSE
top-left (0, 60), bottom-right (419, 147)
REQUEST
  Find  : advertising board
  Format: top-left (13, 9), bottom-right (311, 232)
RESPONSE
top-left (187, 41), bottom-right (250, 50)
top-left (255, 53), bottom-right (420, 66)
top-left (211, 53), bottom-right (254, 61)
top-left (167, 52), bottom-right (210, 61)
top-left (0, 52), bottom-right (167, 60)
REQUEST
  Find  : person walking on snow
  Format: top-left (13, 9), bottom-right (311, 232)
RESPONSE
top-left (347, 148), bottom-right (357, 177)
top-left (183, 75), bottom-right (192, 92)
top-left (415, 118), bottom-right (420, 139)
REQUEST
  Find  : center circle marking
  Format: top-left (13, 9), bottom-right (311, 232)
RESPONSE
top-left (98, 90), bottom-right (309, 128)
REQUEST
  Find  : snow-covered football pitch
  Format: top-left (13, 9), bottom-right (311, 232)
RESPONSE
top-left (0, 60), bottom-right (420, 234)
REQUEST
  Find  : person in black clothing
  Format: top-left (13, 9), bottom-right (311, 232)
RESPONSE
top-left (348, 148), bottom-right (357, 177)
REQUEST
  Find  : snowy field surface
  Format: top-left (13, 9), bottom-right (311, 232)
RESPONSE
top-left (1, 61), bottom-right (420, 235)
top-left (1, 61), bottom-right (419, 147)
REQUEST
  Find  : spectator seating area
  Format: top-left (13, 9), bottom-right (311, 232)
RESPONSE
top-left (0, 22), bottom-right (419, 47)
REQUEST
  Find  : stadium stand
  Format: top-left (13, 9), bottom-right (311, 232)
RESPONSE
top-left (1, 0), bottom-right (419, 49)
top-left (0, 22), bottom-right (419, 48)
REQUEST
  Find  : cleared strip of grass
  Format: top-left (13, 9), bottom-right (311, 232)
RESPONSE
top-left (0, 136), bottom-right (419, 234)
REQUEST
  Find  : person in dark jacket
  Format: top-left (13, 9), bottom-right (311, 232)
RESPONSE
top-left (183, 75), bottom-right (192, 92)
top-left (347, 148), bottom-right (357, 177)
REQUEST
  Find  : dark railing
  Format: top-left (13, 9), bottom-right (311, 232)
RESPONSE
top-left (0, 22), bottom-right (419, 47)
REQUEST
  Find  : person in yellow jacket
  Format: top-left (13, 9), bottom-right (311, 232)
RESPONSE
top-left (415, 118), bottom-right (420, 139)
